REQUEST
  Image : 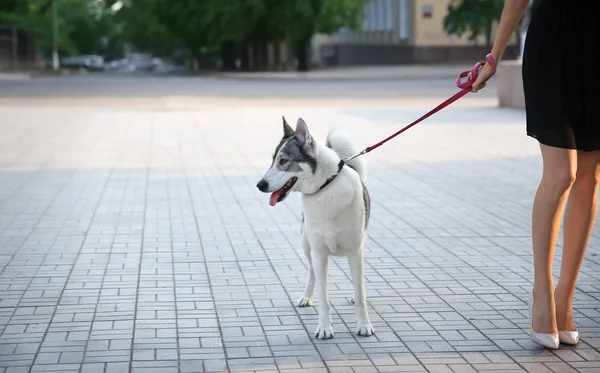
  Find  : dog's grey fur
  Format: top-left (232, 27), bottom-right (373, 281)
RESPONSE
top-left (271, 121), bottom-right (317, 174)
top-left (361, 181), bottom-right (371, 228)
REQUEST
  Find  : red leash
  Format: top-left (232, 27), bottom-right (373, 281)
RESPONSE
top-left (344, 54), bottom-right (496, 162)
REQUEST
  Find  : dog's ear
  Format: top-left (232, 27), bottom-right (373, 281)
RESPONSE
top-left (282, 116), bottom-right (294, 137)
top-left (295, 118), bottom-right (312, 145)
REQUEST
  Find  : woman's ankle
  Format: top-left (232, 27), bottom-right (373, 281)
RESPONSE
top-left (531, 284), bottom-right (558, 334)
top-left (554, 285), bottom-right (576, 331)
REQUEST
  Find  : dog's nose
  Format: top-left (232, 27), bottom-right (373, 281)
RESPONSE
top-left (257, 179), bottom-right (269, 192)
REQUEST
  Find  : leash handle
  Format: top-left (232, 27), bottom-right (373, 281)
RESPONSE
top-left (343, 54), bottom-right (497, 163)
top-left (456, 53), bottom-right (496, 89)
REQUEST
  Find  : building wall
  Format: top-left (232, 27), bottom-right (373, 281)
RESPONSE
top-left (334, 0), bottom-right (516, 47)
top-left (335, 0), bottom-right (401, 45)
top-left (323, 0), bottom-right (520, 66)
top-left (412, 0), bottom-right (516, 47)
top-left (0, 28), bottom-right (37, 71)
top-left (413, 0), bottom-right (471, 46)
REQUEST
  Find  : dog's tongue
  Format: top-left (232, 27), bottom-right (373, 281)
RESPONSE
top-left (269, 189), bottom-right (282, 206)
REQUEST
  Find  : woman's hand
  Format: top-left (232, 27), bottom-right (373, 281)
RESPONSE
top-left (471, 0), bottom-right (529, 91)
top-left (471, 62), bottom-right (495, 92)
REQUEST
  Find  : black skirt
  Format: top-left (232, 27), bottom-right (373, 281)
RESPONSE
top-left (522, 0), bottom-right (600, 151)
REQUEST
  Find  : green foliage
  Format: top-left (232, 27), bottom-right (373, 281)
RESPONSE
top-left (0, 0), bottom-right (20, 13)
top-left (443, 0), bottom-right (504, 46)
top-left (318, 0), bottom-right (369, 34)
top-left (0, 0), bottom-right (126, 59)
top-left (112, 0), bottom-right (368, 69)
top-left (150, 0), bottom-right (209, 56)
top-left (1, 0), bottom-right (370, 69)
top-left (261, 0), bottom-right (367, 43)
top-left (202, 0), bottom-right (266, 44)
top-left (115, 0), bottom-right (175, 57)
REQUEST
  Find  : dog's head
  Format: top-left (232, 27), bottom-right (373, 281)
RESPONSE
top-left (257, 116), bottom-right (317, 206)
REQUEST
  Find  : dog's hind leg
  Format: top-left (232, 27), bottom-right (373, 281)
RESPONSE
top-left (312, 248), bottom-right (334, 339)
top-left (297, 230), bottom-right (315, 307)
top-left (348, 251), bottom-right (374, 337)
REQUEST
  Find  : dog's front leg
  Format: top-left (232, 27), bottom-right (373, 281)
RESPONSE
top-left (298, 230), bottom-right (315, 307)
top-left (348, 251), bottom-right (374, 337)
top-left (312, 249), bottom-right (333, 339)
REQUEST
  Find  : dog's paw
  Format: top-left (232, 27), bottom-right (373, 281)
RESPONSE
top-left (297, 297), bottom-right (313, 307)
top-left (314, 324), bottom-right (334, 340)
top-left (356, 323), bottom-right (374, 337)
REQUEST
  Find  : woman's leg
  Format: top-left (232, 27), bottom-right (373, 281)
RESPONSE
top-left (555, 150), bottom-right (600, 331)
top-left (532, 144), bottom-right (577, 333)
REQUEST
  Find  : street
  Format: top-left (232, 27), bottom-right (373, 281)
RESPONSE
top-left (0, 73), bottom-right (598, 373)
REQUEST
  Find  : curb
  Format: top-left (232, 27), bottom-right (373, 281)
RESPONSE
top-left (0, 69), bottom-right (91, 80)
top-left (0, 73), bottom-right (32, 81)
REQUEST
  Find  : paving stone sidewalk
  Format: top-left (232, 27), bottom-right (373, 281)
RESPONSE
top-left (0, 100), bottom-right (598, 373)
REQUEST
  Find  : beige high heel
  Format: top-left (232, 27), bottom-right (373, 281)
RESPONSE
top-left (554, 291), bottom-right (580, 345)
top-left (558, 330), bottom-right (579, 345)
top-left (529, 294), bottom-right (559, 349)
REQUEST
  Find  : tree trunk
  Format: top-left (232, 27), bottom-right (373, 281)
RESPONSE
top-left (485, 22), bottom-right (493, 47)
top-left (252, 41), bottom-right (268, 71)
top-left (220, 41), bottom-right (236, 71)
top-left (273, 43), bottom-right (280, 70)
top-left (240, 42), bottom-right (250, 71)
top-left (295, 39), bottom-right (310, 72)
top-left (261, 41), bottom-right (269, 70)
top-left (252, 42), bottom-right (260, 71)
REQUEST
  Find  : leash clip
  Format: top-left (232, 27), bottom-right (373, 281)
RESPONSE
top-left (343, 149), bottom-right (367, 163)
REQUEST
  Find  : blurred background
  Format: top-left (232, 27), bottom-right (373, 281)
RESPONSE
top-left (0, 0), bottom-right (527, 75)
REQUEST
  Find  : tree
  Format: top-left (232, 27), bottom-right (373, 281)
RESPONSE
top-left (443, 0), bottom-right (504, 47)
top-left (115, 0), bottom-right (175, 58)
top-left (201, 0), bottom-right (266, 71)
top-left (95, 0), bottom-right (370, 72)
top-left (0, 0), bottom-right (127, 60)
top-left (276, 0), bottom-right (368, 71)
top-left (117, 0), bottom-right (248, 68)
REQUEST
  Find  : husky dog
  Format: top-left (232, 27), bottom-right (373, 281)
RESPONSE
top-left (256, 117), bottom-right (373, 339)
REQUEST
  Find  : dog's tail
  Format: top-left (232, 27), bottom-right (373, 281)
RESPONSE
top-left (326, 130), bottom-right (367, 181)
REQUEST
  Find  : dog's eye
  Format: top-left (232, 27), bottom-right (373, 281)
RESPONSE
top-left (279, 158), bottom-right (288, 166)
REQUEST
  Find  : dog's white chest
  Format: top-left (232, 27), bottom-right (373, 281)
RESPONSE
top-left (301, 187), bottom-right (365, 256)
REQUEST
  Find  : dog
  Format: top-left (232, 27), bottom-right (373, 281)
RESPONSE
top-left (256, 117), bottom-right (373, 339)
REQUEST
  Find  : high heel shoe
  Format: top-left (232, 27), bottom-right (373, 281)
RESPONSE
top-left (553, 291), bottom-right (580, 345)
top-left (529, 294), bottom-right (559, 349)
top-left (558, 330), bottom-right (579, 345)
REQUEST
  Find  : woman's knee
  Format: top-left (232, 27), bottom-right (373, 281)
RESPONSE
top-left (539, 145), bottom-right (577, 194)
top-left (574, 165), bottom-right (600, 189)
top-left (573, 151), bottom-right (600, 189)
top-left (541, 169), bottom-right (576, 195)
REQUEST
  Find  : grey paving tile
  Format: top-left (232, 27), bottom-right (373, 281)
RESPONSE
top-left (105, 362), bottom-right (130, 373)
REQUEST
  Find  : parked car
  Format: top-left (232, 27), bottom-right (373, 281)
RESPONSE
top-left (60, 55), bottom-right (105, 71)
top-left (149, 57), bottom-right (162, 71)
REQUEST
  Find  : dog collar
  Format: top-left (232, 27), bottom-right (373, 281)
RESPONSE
top-left (317, 160), bottom-right (345, 191)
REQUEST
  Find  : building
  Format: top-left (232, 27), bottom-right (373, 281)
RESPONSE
top-left (318, 0), bottom-right (519, 66)
top-left (0, 26), bottom-right (37, 71)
